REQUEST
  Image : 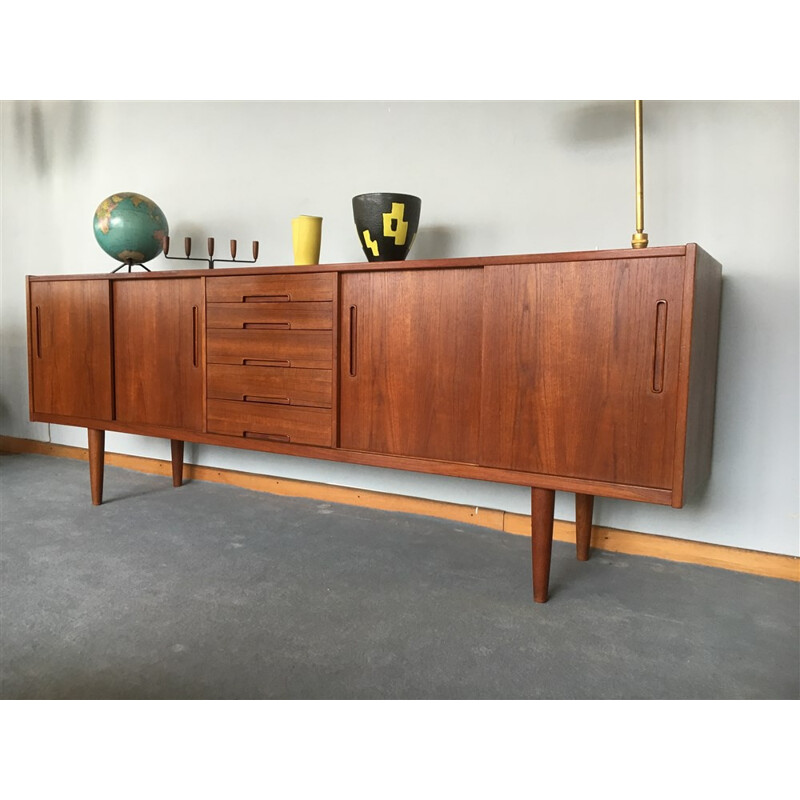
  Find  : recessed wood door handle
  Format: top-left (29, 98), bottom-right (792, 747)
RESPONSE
top-left (349, 305), bottom-right (357, 377)
top-left (652, 300), bottom-right (667, 393)
top-left (34, 306), bottom-right (42, 358)
top-left (192, 306), bottom-right (199, 367)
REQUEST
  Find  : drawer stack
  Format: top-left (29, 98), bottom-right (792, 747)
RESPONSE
top-left (206, 273), bottom-right (335, 446)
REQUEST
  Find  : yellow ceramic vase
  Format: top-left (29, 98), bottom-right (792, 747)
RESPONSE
top-left (292, 215), bottom-right (322, 265)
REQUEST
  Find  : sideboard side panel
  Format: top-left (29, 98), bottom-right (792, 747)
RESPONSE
top-left (674, 244), bottom-right (723, 505)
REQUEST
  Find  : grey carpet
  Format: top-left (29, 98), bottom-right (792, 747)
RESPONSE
top-left (1, 452), bottom-right (797, 699)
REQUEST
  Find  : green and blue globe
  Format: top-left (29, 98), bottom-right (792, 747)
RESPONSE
top-left (93, 192), bottom-right (169, 264)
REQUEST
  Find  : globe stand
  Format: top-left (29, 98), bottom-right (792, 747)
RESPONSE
top-left (162, 236), bottom-right (260, 270)
top-left (110, 259), bottom-right (152, 274)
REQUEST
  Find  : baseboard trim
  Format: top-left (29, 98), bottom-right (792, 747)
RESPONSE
top-left (3, 434), bottom-right (798, 583)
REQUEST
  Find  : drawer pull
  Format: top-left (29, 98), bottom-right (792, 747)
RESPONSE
top-left (244, 395), bottom-right (291, 405)
top-left (244, 431), bottom-right (291, 443)
top-left (243, 359), bottom-right (292, 367)
top-left (243, 294), bottom-right (291, 303)
top-left (243, 322), bottom-right (291, 330)
top-left (652, 300), bottom-right (667, 393)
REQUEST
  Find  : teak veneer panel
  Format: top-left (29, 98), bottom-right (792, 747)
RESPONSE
top-left (207, 364), bottom-right (332, 408)
top-left (339, 268), bottom-right (484, 463)
top-left (673, 244), bottom-right (723, 505)
top-left (207, 329), bottom-right (333, 369)
top-left (480, 257), bottom-right (685, 489)
top-left (207, 329), bottom-right (333, 370)
top-left (207, 302), bottom-right (333, 330)
top-left (113, 278), bottom-right (205, 431)
top-left (206, 273), bottom-right (335, 303)
top-left (28, 279), bottom-right (113, 421)
top-left (207, 399), bottom-right (333, 447)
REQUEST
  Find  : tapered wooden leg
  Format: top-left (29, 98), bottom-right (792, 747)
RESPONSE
top-left (88, 428), bottom-right (105, 506)
top-left (170, 439), bottom-right (184, 487)
top-left (531, 487), bottom-right (556, 603)
top-left (575, 493), bottom-right (594, 562)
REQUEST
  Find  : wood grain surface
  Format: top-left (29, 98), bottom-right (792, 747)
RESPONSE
top-left (339, 268), bottom-right (484, 463)
top-left (28, 278), bottom-right (113, 421)
top-left (113, 278), bottom-right (205, 430)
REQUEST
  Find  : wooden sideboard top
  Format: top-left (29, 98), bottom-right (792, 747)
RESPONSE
top-left (27, 244), bottom-right (697, 282)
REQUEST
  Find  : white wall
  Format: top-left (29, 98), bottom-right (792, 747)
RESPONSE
top-left (1, 100), bottom-right (797, 557)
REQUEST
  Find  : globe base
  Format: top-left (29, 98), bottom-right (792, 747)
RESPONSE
top-left (110, 259), bottom-right (153, 274)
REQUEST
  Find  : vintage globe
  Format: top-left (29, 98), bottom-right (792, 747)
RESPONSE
top-left (93, 192), bottom-right (169, 264)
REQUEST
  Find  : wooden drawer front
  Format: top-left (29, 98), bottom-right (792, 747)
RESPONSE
top-left (206, 273), bottom-right (335, 303)
top-left (207, 399), bottom-right (332, 446)
top-left (208, 364), bottom-right (332, 408)
top-left (207, 302), bottom-right (332, 330)
top-left (207, 330), bottom-right (332, 369)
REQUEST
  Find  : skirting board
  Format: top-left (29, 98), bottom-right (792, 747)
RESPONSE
top-left (2, 435), bottom-right (798, 583)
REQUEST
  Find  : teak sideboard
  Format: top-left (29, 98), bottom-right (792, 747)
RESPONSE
top-left (26, 244), bottom-right (722, 602)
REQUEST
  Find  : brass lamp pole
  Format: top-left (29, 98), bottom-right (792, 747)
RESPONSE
top-left (631, 99), bottom-right (649, 249)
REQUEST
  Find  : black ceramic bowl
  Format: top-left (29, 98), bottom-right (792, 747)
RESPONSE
top-left (352, 193), bottom-right (421, 262)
